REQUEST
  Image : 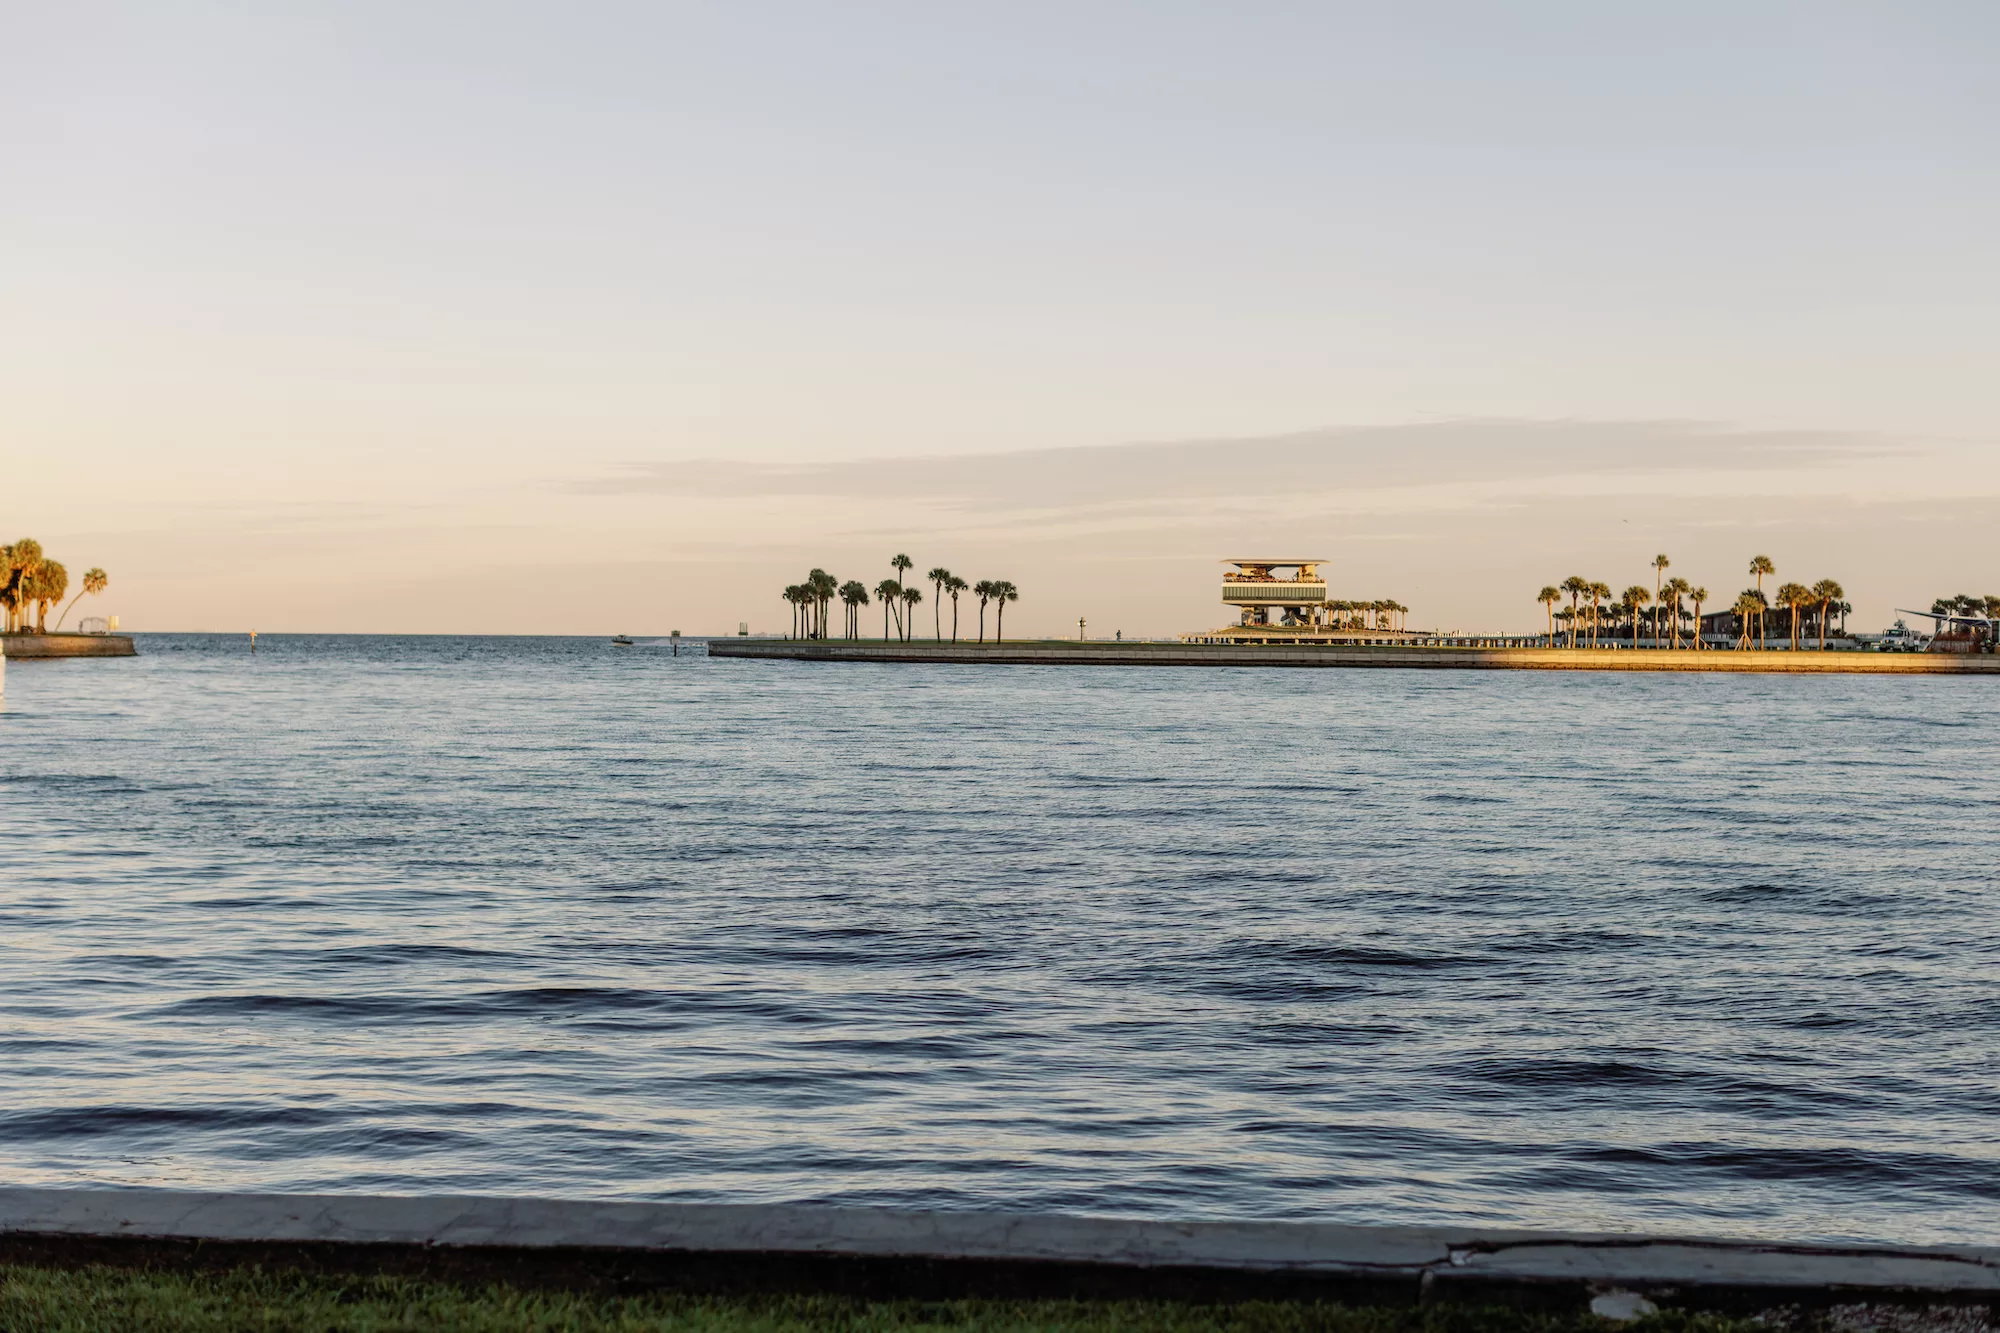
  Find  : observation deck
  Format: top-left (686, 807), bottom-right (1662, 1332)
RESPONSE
top-left (1193, 558), bottom-right (1415, 644)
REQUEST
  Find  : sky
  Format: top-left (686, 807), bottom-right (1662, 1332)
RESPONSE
top-left (4, 1), bottom-right (1996, 635)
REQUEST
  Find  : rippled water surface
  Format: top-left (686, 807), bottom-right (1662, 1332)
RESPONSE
top-left (3, 634), bottom-right (1996, 1242)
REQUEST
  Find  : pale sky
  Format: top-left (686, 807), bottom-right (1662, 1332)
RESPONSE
top-left (4, 2), bottom-right (1996, 635)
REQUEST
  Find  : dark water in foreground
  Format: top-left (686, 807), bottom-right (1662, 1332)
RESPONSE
top-left (2, 634), bottom-right (1996, 1243)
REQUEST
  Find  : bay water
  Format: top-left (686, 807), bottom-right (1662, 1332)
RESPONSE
top-left (2, 634), bottom-right (1995, 1243)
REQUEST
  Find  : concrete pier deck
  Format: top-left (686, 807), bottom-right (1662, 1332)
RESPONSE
top-left (0, 631), bottom-right (137, 658)
top-left (1, 1189), bottom-right (1994, 1310)
top-left (710, 639), bottom-right (2000, 674)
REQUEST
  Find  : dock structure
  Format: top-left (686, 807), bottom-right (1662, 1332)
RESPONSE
top-left (709, 639), bottom-right (2000, 673)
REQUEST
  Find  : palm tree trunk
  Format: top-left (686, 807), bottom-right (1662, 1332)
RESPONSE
top-left (52, 590), bottom-right (86, 632)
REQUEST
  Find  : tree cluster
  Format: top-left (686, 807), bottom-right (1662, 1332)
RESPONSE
top-left (2, 538), bottom-right (109, 635)
top-left (783, 555), bottom-right (1018, 642)
top-left (1537, 555), bottom-right (1847, 650)
top-left (1930, 593), bottom-right (2000, 623)
top-left (1322, 600), bottom-right (1409, 632)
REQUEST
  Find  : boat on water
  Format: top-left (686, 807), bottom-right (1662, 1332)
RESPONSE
top-left (611, 635), bottom-right (634, 647)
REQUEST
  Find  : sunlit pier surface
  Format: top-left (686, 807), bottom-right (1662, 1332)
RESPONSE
top-left (709, 639), bottom-right (2000, 672)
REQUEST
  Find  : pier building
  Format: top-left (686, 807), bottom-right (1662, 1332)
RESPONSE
top-left (1188, 559), bottom-right (1418, 644)
top-left (1222, 558), bottom-right (1328, 629)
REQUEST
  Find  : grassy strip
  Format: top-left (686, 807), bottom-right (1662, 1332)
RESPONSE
top-left (0, 1264), bottom-right (1761, 1333)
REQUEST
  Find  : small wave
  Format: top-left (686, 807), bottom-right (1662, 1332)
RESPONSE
top-left (1261, 942), bottom-right (1489, 970)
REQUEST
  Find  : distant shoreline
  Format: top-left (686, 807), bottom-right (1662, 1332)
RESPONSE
top-left (710, 639), bottom-right (2000, 674)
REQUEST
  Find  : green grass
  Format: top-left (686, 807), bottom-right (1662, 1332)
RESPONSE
top-left (0, 1264), bottom-right (1766, 1333)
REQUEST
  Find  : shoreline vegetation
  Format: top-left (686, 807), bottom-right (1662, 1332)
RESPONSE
top-left (2, 538), bottom-right (109, 636)
top-left (1537, 553), bottom-right (1846, 652)
top-left (784, 554), bottom-right (1018, 643)
top-left (1540, 551), bottom-right (1997, 653)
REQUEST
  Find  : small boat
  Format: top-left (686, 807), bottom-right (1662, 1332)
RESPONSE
top-left (611, 635), bottom-right (634, 647)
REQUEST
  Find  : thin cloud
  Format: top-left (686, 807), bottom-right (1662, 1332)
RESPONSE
top-left (573, 419), bottom-right (1889, 510)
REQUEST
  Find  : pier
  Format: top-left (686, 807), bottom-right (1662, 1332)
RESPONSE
top-left (710, 639), bottom-right (2000, 673)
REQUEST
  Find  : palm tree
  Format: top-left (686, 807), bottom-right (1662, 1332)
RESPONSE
top-left (1777, 582), bottom-right (1813, 650)
top-left (808, 568), bottom-right (839, 639)
top-left (926, 567), bottom-right (952, 640)
top-left (875, 578), bottom-right (902, 639)
top-left (900, 585), bottom-right (922, 641)
top-left (944, 574), bottom-right (968, 641)
top-left (991, 580), bottom-right (1018, 640)
top-left (25, 560), bottom-right (67, 633)
top-left (1537, 586), bottom-right (1560, 645)
top-left (781, 584), bottom-right (801, 638)
top-left (973, 580), bottom-right (994, 642)
top-left (1732, 591), bottom-right (1762, 649)
top-left (1619, 586), bottom-right (1650, 644)
top-left (1811, 579), bottom-right (1844, 650)
top-left (891, 553), bottom-right (913, 595)
top-left (3, 538), bottom-right (45, 634)
top-left (1748, 555), bottom-right (1775, 648)
top-left (839, 580), bottom-right (869, 638)
top-left (1587, 581), bottom-right (1611, 647)
top-left (1688, 587), bottom-right (1708, 649)
top-left (53, 566), bottom-right (108, 632)
top-left (1664, 577), bottom-right (1692, 649)
top-left (1651, 554), bottom-right (1670, 647)
top-left (1560, 575), bottom-right (1588, 648)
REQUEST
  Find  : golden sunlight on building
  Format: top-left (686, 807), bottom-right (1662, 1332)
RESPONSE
top-left (1184, 558), bottom-right (1416, 645)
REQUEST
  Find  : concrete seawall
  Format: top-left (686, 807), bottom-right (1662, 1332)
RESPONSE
top-left (710, 639), bottom-right (2000, 674)
top-left (1, 1189), bottom-right (1994, 1310)
top-left (0, 632), bottom-right (137, 659)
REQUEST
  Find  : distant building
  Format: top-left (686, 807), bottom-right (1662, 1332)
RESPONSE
top-left (1184, 559), bottom-right (1415, 644)
top-left (1221, 558), bottom-right (1328, 629)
